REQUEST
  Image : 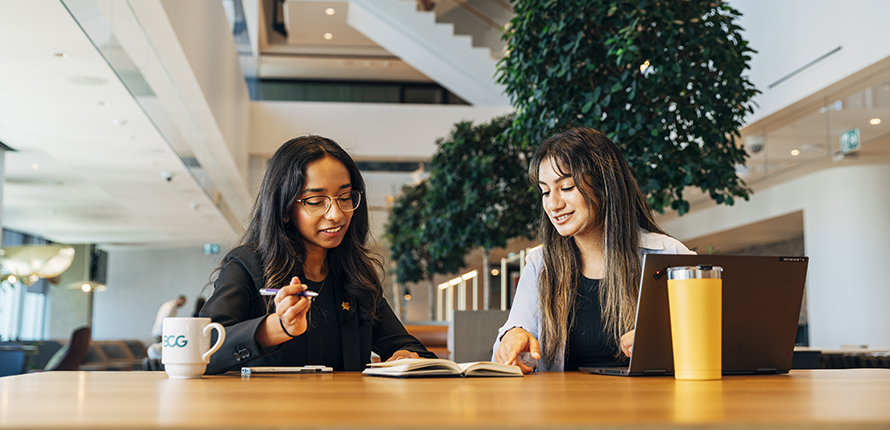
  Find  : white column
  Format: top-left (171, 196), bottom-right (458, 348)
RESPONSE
top-left (800, 165), bottom-right (890, 348)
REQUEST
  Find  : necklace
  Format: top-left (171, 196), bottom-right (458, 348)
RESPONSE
top-left (306, 277), bottom-right (327, 298)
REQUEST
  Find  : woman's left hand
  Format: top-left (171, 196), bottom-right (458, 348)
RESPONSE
top-left (620, 330), bottom-right (635, 357)
top-left (386, 350), bottom-right (420, 362)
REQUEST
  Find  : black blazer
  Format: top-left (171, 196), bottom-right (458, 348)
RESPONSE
top-left (201, 246), bottom-right (435, 374)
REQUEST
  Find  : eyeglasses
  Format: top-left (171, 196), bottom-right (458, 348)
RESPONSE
top-left (294, 190), bottom-right (362, 216)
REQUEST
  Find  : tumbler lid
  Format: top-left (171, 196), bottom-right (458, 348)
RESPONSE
top-left (667, 265), bottom-right (723, 280)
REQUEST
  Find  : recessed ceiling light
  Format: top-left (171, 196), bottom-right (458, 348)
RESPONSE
top-left (32, 163), bottom-right (39, 169)
top-left (111, 118), bottom-right (128, 127)
top-left (61, 75), bottom-right (107, 86)
top-left (325, 8), bottom-right (335, 15)
top-left (323, 32), bottom-right (333, 40)
top-left (870, 118), bottom-right (881, 125)
top-left (98, 101), bottom-right (111, 106)
top-left (791, 149), bottom-right (800, 156)
top-left (54, 52), bottom-right (69, 59)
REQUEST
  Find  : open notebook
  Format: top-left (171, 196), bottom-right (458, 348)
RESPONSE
top-left (582, 254), bottom-right (808, 376)
top-left (363, 358), bottom-right (523, 378)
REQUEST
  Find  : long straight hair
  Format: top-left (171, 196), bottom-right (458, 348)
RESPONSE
top-left (529, 128), bottom-right (665, 367)
top-left (242, 135), bottom-right (383, 324)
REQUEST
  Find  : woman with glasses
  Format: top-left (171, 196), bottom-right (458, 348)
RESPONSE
top-left (202, 135), bottom-right (435, 374)
top-left (492, 128), bottom-right (693, 373)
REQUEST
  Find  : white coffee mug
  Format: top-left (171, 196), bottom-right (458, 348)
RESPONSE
top-left (161, 317), bottom-right (225, 379)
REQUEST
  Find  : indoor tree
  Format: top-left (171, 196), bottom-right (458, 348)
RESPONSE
top-left (386, 181), bottom-right (467, 320)
top-left (422, 115), bottom-right (539, 309)
top-left (499, 0), bottom-right (759, 215)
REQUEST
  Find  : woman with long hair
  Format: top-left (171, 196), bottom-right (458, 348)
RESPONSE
top-left (202, 135), bottom-right (434, 374)
top-left (492, 128), bottom-right (693, 373)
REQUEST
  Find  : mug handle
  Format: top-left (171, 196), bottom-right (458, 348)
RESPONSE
top-left (202, 322), bottom-right (226, 363)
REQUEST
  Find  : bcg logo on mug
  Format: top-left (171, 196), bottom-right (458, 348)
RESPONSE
top-left (163, 335), bottom-right (188, 348)
top-left (161, 317), bottom-right (225, 379)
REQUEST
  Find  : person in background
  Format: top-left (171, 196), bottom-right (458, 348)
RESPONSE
top-left (201, 135), bottom-right (435, 374)
top-left (151, 295), bottom-right (186, 342)
top-left (492, 128), bottom-right (694, 373)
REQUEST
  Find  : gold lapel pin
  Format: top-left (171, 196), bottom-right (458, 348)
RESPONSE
top-left (341, 301), bottom-right (350, 311)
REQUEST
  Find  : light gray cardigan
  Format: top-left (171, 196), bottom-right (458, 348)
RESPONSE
top-left (491, 231), bottom-right (694, 371)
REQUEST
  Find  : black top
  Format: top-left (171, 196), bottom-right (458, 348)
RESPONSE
top-left (564, 276), bottom-right (628, 371)
top-left (200, 246), bottom-right (436, 374)
top-left (287, 277), bottom-right (345, 370)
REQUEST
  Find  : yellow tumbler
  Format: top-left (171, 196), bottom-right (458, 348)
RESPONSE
top-left (667, 265), bottom-right (723, 380)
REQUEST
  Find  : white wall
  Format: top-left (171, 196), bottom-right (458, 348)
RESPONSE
top-left (91, 246), bottom-right (230, 345)
top-left (249, 101), bottom-right (512, 158)
top-left (121, 0), bottom-right (253, 227)
top-left (160, 0), bottom-right (252, 181)
top-left (731, 0), bottom-right (890, 124)
top-left (662, 164), bottom-right (890, 348)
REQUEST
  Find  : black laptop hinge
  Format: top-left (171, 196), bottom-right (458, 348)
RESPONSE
top-left (643, 369), bottom-right (668, 375)
top-left (755, 367), bottom-right (779, 374)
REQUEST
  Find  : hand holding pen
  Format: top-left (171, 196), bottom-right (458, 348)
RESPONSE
top-left (271, 277), bottom-right (312, 340)
top-left (260, 288), bottom-right (318, 299)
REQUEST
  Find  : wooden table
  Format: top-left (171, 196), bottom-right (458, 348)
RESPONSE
top-left (2, 369), bottom-right (889, 429)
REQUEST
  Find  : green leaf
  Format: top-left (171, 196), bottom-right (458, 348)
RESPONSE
top-left (388, 114), bottom-right (540, 315)
top-left (498, 0), bottom-right (756, 216)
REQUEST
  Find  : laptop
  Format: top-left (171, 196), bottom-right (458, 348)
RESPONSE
top-left (581, 254), bottom-right (808, 376)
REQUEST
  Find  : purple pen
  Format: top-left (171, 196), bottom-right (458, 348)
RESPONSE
top-left (259, 288), bottom-right (318, 298)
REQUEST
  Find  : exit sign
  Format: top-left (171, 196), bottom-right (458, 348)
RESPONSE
top-left (840, 128), bottom-right (861, 154)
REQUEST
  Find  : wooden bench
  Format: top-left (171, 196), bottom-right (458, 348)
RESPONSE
top-left (404, 324), bottom-right (450, 360)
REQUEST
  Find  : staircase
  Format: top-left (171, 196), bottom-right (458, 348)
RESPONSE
top-left (347, 0), bottom-right (510, 106)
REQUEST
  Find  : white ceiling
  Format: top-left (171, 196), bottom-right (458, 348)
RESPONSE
top-left (258, 1), bottom-right (433, 81)
top-left (256, 0), bottom-right (510, 83)
top-left (737, 59), bottom-right (890, 187)
top-left (0, 0), bottom-right (512, 248)
top-left (0, 0), bottom-right (237, 246)
top-left (4, 0), bottom-right (890, 255)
